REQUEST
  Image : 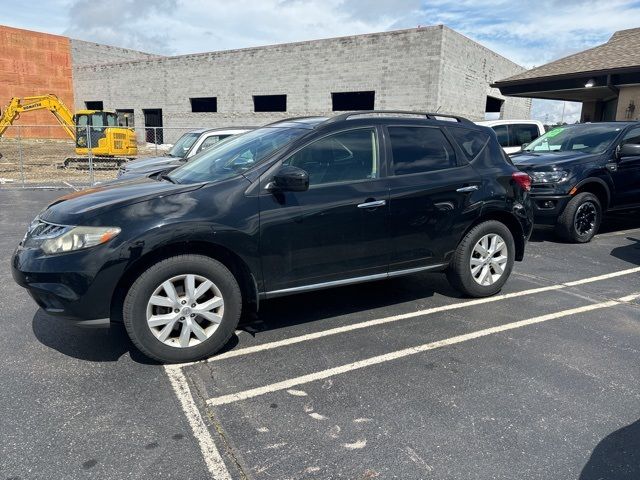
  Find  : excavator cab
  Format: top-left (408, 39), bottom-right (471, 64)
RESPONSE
top-left (73, 110), bottom-right (137, 158)
top-left (74, 111), bottom-right (118, 148)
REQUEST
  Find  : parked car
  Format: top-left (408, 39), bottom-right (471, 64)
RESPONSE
top-left (117, 127), bottom-right (252, 179)
top-left (12, 111), bottom-right (533, 363)
top-left (477, 120), bottom-right (545, 155)
top-left (512, 122), bottom-right (640, 242)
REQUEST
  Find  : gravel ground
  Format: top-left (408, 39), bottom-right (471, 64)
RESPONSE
top-left (0, 137), bottom-right (168, 186)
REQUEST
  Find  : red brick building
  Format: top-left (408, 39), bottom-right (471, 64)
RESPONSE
top-left (0, 25), bottom-right (74, 138)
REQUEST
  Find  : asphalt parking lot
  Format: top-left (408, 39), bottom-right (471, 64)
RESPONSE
top-left (1, 188), bottom-right (639, 480)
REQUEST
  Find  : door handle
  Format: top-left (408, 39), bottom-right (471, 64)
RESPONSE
top-left (357, 199), bottom-right (386, 209)
top-left (456, 185), bottom-right (479, 193)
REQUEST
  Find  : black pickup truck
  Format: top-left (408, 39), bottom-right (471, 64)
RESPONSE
top-left (512, 122), bottom-right (640, 242)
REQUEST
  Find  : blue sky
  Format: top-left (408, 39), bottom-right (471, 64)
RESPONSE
top-left (4, 0), bottom-right (640, 123)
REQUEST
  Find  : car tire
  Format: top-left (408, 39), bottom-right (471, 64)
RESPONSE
top-left (446, 220), bottom-right (515, 298)
top-left (555, 192), bottom-right (601, 243)
top-left (123, 255), bottom-right (241, 363)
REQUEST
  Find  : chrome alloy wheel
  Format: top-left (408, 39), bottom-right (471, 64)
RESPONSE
top-left (470, 233), bottom-right (509, 286)
top-left (574, 202), bottom-right (597, 236)
top-left (145, 274), bottom-right (224, 348)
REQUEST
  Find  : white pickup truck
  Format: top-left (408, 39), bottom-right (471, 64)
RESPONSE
top-left (476, 120), bottom-right (546, 155)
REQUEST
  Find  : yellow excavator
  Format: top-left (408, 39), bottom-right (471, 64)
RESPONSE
top-left (0, 94), bottom-right (137, 169)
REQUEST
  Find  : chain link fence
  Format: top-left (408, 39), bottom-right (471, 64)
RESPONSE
top-left (0, 125), bottom-right (202, 189)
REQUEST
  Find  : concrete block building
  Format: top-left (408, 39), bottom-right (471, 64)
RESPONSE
top-left (1, 24), bottom-right (531, 142)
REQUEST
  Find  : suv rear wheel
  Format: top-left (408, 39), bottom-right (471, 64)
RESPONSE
top-left (556, 192), bottom-right (601, 243)
top-left (123, 255), bottom-right (241, 363)
top-left (446, 220), bottom-right (515, 297)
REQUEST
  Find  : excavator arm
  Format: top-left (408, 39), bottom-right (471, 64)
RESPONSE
top-left (0, 94), bottom-right (76, 140)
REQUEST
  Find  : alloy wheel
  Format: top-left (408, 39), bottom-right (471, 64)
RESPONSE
top-left (145, 274), bottom-right (224, 348)
top-left (470, 233), bottom-right (509, 286)
top-left (574, 202), bottom-right (597, 236)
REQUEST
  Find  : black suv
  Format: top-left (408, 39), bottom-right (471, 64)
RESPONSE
top-left (12, 112), bottom-right (533, 363)
top-left (512, 122), bottom-right (640, 242)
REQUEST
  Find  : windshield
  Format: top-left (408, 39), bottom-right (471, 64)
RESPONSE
top-left (168, 126), bottom-right (309, 184)
top-left (523, 124), bottom-right (623, 154)
top-left (168, 133), bottom-right (200, 157)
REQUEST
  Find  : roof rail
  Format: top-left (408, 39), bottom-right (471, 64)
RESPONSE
top-left (324, 110), bottom-right (474, 125)
top-left (263, 116), bottom-right (327, 127)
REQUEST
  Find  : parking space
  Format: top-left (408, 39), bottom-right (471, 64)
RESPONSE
top-left (1, 188), bottom-right (639, 479)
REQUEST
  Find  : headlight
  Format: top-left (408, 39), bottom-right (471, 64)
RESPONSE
top-left (41, 226), bottom-right (121, 254)
top-left (530, 170), bottom-right (569, 184)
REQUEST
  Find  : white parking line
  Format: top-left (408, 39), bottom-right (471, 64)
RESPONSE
top-left (165, 365), bottom-right (232, 480)
top-left (206, 293), bottom-right (640, 407)
top-left (203, 266), bottom-right (640, 364)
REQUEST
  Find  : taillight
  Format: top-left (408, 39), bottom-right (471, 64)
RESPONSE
top-left (512, 171), bottom-right (531, 192)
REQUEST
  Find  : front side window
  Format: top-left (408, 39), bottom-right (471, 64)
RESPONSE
top-left (388, 126), bottom-right (457, 175)
top-left (283, 128), bottom-right (378, 186)
top-left (621, 127), bottom-right (640, 145)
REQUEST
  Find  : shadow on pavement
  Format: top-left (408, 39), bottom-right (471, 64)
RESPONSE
top-left (609, 236), bottom-right (640, 266)
top-left (530, 210), bottom-right (640, 243)
top-left (240, 271), bottom-right (457, 334)
top-left (579, 419), bottom-right (640, 480)
top-left (31, 310), bottom-right (159, 364)
top-left (32, 273), bottom-right (452, 362)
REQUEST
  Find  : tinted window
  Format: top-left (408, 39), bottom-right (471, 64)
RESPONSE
top-left (622, 127), bottom-right (640, 145)
top-left (511, 124), bottom-right (540, 146)
top-left (492, 125), bottom-right (509, 147)
top-left (448, 127), bottom-right (489, 159)
top-left (388, 127), bottom-right (456, 175)
top-left (284, 128), bottom-right (378, 186)
top-left (169, 126), bottom-right (308, 184)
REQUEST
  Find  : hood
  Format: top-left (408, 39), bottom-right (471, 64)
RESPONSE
top-left (40, 177), bottom-right (202, 225)
top-left (511, 150), bottom-right (600, 170)
top-left (123, 155), bottom-right (181, 171)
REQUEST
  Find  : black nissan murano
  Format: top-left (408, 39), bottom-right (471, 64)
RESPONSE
top-left (12, 112), bottom-right (533, 363)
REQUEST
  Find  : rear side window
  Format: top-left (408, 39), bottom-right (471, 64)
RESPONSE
top-left (388, 127), bottom-right (457, 175)
top-left (510, 124), bottom-right (540, 146)
top-left (492, 125), bottom-right (509, 147)
top-left (448, 127), bottom-right (489, 159)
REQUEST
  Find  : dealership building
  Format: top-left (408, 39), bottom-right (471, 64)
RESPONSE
top-left (494, 27), bottom-right (640, 122)
top-left (1, 24), bottom-right (531, 142)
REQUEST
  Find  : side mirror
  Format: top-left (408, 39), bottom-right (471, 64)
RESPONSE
top-left (521, 143), bottom-right (530, 150)
top-left (617, 143), bottom-right (640, 159)
top-left (269, 165), bottom-right (309, 192)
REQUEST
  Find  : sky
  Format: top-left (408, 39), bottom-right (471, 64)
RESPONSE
top-left (4, 0), bottom-right (640, 124)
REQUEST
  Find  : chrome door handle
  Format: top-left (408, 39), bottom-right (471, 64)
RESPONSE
top-left (456, 185), bottom-right (479, 193)
top-left (357, 199), bottom-right (386, 209)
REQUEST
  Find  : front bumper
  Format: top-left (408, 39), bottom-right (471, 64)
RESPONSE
top-left (529, 193), bottom-right (572, 226)
top-left (11, 244), bottom-right (124, 321)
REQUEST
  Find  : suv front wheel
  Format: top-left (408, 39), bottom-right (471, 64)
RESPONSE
top-left (447, 220), bottom-right (515, 297)
top-left (123, 255), bottom-right (242, 363)
top-left (555, 192), bottom-right (601, 243)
